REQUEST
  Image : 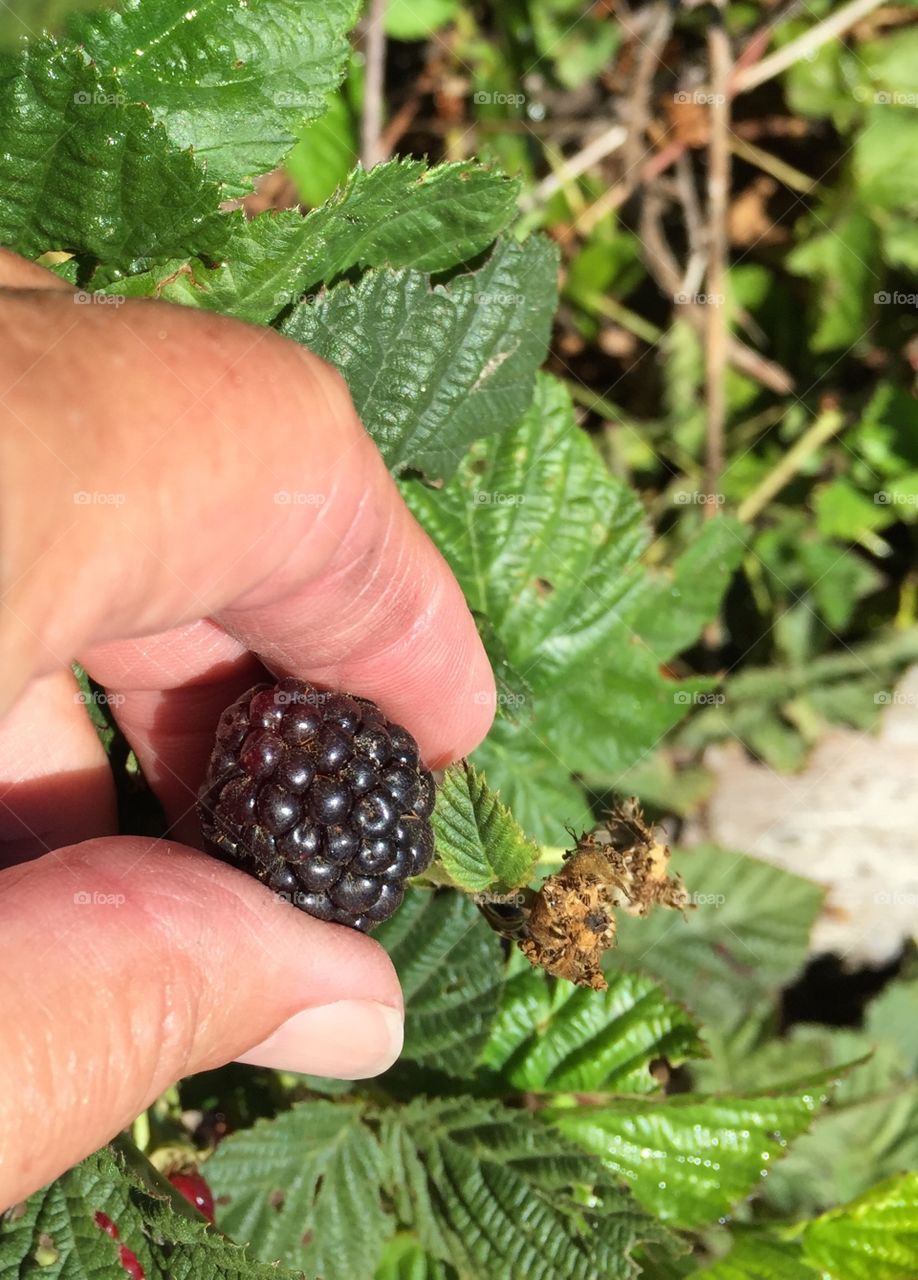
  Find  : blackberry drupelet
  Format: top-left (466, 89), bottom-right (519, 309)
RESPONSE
top-left (197, 678), bottom-right (436, 930)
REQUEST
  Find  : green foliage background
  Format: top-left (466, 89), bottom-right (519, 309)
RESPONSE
top-left (0, 0), bottom-right (916, 1277)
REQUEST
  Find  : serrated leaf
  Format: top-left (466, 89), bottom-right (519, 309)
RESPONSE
top-left (608, 845), bottom-right (823, 1036)
top-left (0, 1145), bottom-right (298, 1279)
top-left (480, 952), bottom-right (704, 1094)
top-left (802, 1171), bottom-right (918, 1279)
top-left (405, 375), bottom-right (742, 841)
top-left (372, 887), bottom-right (505, 1076)
top-left (430, 761), bottom-right (540, 894)
top-left (374, 1234), bottom-right (454, 1280)
top-left (71, 0), bottom-right (360, 196)
top-left (383, 1097), bottom-right (672, 1280)
top-left (551, 1082), bottom-right (830, 1229)
top-left (0, 39), bottom-right (228, 262)
top-left (281, 235), bottom-right (558, 478)
top-left (205, 1100), bottom-right (391, 1280)
top-left (193, 158), bottom-right (521, 324)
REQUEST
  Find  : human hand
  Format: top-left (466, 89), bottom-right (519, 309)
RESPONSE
top-left (0, 249), bottom-right (494, 1208)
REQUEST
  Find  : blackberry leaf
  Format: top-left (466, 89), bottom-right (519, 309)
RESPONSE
top-left (405, 373), bottom-right (744, 840)
top-left (205, 1102), bottom-right (391, 1280)
top-left (429, 761), bottom-right (540, 895)
top-left (102, 159), bottom-right (522, 324)
top-left (372, 888), bottom-right (505, 1076)
top-left (550, 1080), bottom-right (833, 1229)
top-left (281, 235), bottom-right (559, 479)
top-left (0, 39), bottom-right (228, 262)
top-left (0, 1144), bottom-right (296, 1279)
top-left (480, 950), bottom-right (704, 1094)
top-left (70, 0), bottom-right (361, 196)
top-left (381, 1097), bottom-right (674, 1280)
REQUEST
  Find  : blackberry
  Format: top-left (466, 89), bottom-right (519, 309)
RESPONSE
top-left (197, 678), bottom-right (436, 930)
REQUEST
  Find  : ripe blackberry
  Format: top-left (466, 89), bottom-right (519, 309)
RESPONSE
top-left (197, 678), bottom-right (436, 930)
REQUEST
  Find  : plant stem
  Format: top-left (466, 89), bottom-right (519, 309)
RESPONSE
top-left (704, 6), bottom-right (732, 518)
top-left (360, 0), bottom-right (387, 168)
top-left (733, 0), bottom-right (886, 94)
top-left (737, 408), bottom-right (844, 523)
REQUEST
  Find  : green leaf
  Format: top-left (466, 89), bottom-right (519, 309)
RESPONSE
top-left (855, 108), bottom-right (918, 212)
top-left (787, 205), bottom-right (878, 351)
top-left (385, 0), bottom-right (457, 40)
top-left (383, 1097), bottom-right (672, 1279)
top-left (802, 1172), bottom-right (918, 1279)
top-left (374, 1234), bottom-right (454, 1280)
top-left (697, 1233), bottom-right (814, 1279)
top-left (281, 234), bottom-right (558, 478)
top-left (0, 1144), bottom-right (299, 1278)
top-left (372, 888), bottom-right (506, 1076)
top-left (287, 88), bottom-right (357, 207)
top-left (0, 39), bottom-right (228, 262)
top-left (205, 1100), bottom-right (392, 1280)
top-left (405, 375), bottom-right (740, 841)
top-left (608, 845), bottom-right (824, 1035)
top-left (102, 158), bottom-right (522, 324)
top-left (551, 1082), bottom-right (830, 1228)
top-left (71, 0), bottom-right (360, 196)
top-left (430, 760), bottom-right (541, 894)
top-left (480, 952), bottom-right (704, 1093)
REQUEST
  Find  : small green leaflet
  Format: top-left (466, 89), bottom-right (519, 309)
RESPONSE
top-left (70, 0), bottom-right (361, 196)
top-left (0, 39), bottom-right (228, 262)
top-left (0, 1145), bottom-right (298, 1280)
top-left (480, 951), bottom-right (705, 1094)
top-left (550, 1081), bottom-right (831, 1228)
top-left (205, 1100), bottom-right (391, 1280)
top-left (430, 760), bottom-right (541, 894)
top-left (281, 234), bottom-right (558, 479)
top-left (405, 374), bottom-right (743, 841)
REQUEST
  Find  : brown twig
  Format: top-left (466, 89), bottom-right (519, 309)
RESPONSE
top-left (704, 6), bottom-right (732, 515)
top-left (360, 0), bottom-right (387, 168)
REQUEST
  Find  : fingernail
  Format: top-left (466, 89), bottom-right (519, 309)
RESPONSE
top-left (236, 999), bottom-right (404, 1079)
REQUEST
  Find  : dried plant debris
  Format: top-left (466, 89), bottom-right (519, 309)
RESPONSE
top-left (518, 800), bottom-right (689, 990)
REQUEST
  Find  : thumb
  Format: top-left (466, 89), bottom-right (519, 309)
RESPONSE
top-left (0, 837), bottom-right (403, 1208)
